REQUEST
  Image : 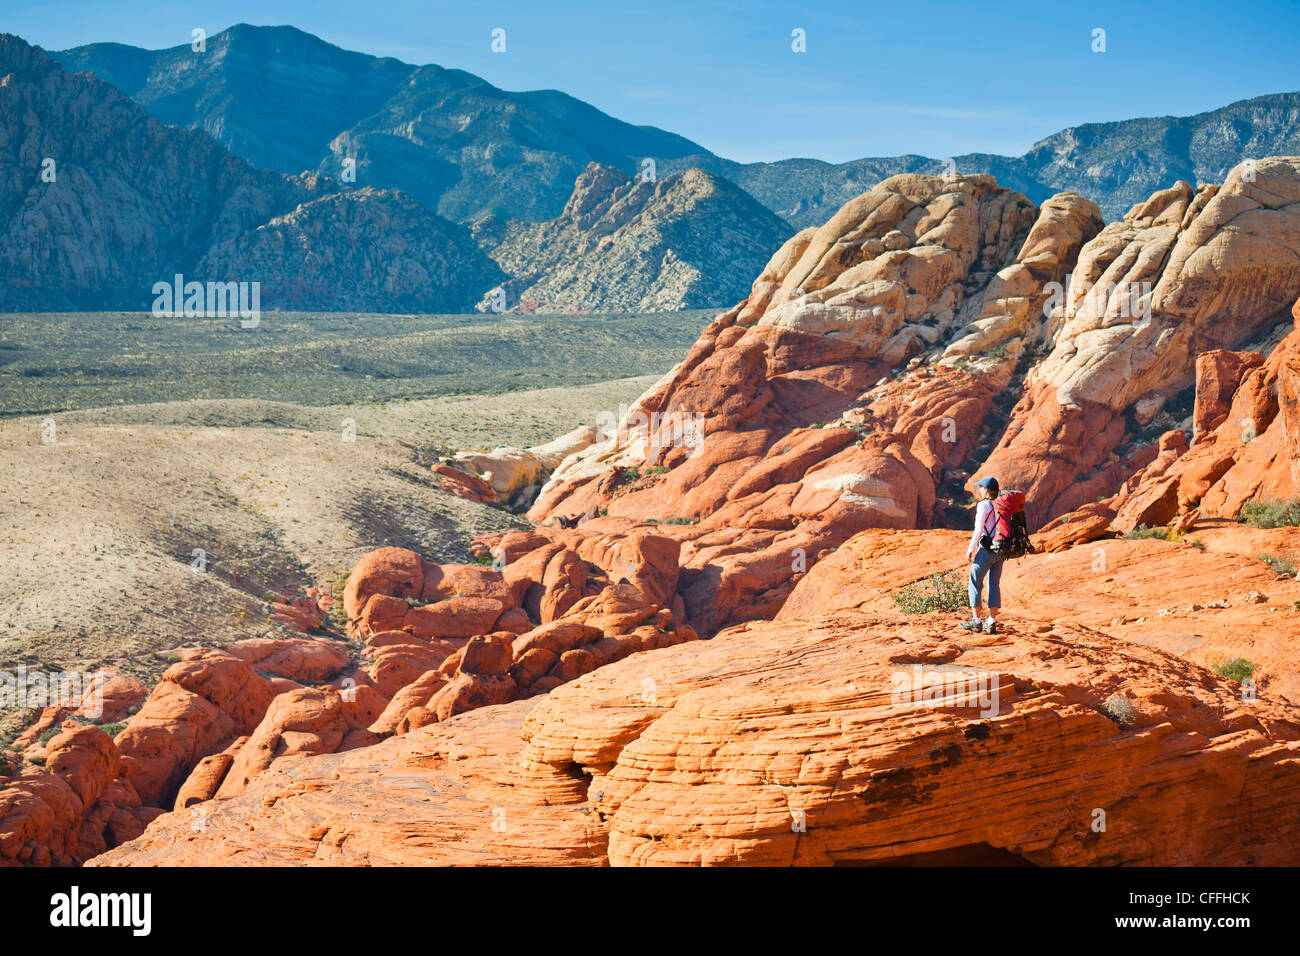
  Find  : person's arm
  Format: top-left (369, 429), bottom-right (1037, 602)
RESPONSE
top-left (967, 500), bottom-right (989, 557)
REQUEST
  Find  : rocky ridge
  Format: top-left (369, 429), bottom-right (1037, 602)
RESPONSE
top-left (471, 163), bottom-right (793, 314)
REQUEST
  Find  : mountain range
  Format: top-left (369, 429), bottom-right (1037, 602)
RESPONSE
top-left (53, 24), bottom-right (707, 224)
top-left (56, 25), bottom-right (1300, 224)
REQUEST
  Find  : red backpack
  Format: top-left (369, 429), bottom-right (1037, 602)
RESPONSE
top-left (990, 490), bottom-right (1032, 558)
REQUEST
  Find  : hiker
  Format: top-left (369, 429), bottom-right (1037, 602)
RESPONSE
top-left (963, 476), bottom-right (1004, 633)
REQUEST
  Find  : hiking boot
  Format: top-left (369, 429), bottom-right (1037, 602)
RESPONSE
top-left (959, 618), bottom-right (982, 631)
top-left (982, 618), bottom-right (998, 634)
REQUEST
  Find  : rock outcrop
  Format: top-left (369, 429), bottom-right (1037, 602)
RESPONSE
top-left (473, 164), bottom-right (792, 313)
top-left (513, 173), bottom-right (1101, 630)
top-left (345, 534), bottom-right (697, 731)
top-left (450, 426), bottom-right (597, 504)
top-left (91, 532), bottom-right (1300, 865)
top-left (1106, 313), bottom-right (1300, 524)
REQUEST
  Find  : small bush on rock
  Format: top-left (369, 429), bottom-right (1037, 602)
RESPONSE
top-left (892, 570), bottom-right (966, 614)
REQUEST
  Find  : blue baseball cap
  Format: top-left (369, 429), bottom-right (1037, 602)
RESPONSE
top-left (974, 476), bottom-right (999, 492)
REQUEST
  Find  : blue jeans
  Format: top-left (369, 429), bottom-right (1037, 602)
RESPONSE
top-left (969, 546), bottom-right (1004, 610)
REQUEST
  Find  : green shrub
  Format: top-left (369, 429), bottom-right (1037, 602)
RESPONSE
top-left (1189, 538), bottom-right (1206, 551)
top-left (1213, 658), bottom-right (1257, 682)
top-left (1100, 694), bottom-right (1136, 728)
top-left (96, 721), bottom-right (128, 738)
top-left (38, 727), bottom-right (60, 745)
top-left (1256, 553), bottom-right (1297, 577)
top-left (1238, 498), bottom-right (1300, 528)
top-left (1122, 524), bottom-right (1183, 542)
top-left (662, 516), bottom-right (697, 525)
top-left (892, 570), bottom-right (967, 614)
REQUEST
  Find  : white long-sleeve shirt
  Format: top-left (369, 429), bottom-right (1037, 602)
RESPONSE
top-left (970, 498), bottom-right (996, 552)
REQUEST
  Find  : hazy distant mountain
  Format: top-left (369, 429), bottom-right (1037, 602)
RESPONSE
top-left (55, 24), bottom-right (709, 223)
top-left (0, 34), bottom-right (500, 312)
top-left (472, 163), bottom-right (793, 312)
top-left (665, 93), bottom-right (1300, 225)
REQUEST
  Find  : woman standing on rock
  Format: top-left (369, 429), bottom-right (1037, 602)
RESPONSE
top-left (963, 476), bottom-right (1004, 633)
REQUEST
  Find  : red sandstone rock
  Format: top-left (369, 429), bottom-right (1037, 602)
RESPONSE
top-left (73, 672), bottom-right (147, 723)
top-left (1033, 503), bottom-right (1116, 552)
top-left (0, 723), bottom-right (137, 866)
top-left (215, 687), bottom-right (354, 799)
top-left (1106, 322), bottom-right (1300, 522)
top-left (430, 463), bottom-right (497, 503)
top-left (343, 547), bottom-right (425, 620)
top-left (174, 736), bottom-right (246, 809)
top-left (114, 650), bottom-right (276, 807)
top-left (92, 599), bottom-right (1300, 866)
top-left (1194, 350), bottom-right (1266, 436)
top-left (222, 637), bottom-right (350, 683)
top-left (979, 163), bottom-right (1300, 527)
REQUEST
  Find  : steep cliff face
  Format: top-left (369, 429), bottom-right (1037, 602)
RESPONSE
top-left (473, 164), bottom-right (792, 313)
top-left (981, 158), bottom-right (1300, 526)
top-left (0, 34), bottom-right (500, 312)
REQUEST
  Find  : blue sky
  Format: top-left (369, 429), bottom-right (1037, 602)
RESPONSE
top-left (9, 0), bottom-right (1300, 163)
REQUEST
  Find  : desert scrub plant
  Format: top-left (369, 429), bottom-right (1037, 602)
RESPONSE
top-left (1255, 553), bottom-right (1297, 577)
top-left (1188, 538), bottom-right (1206, 551)
top-left (38, 727), bottom-right (60, 746)
top-left (1212, 658), bottom-right (1257, 682)
top-left (1100, 694), bottom-right (1136, 728)
top-left (662, 516), bottom-right (698, 525)
top-left (892, 570), bottom-right (966, 614)
top-left (96, 721), bottom-right (128, 738)
top-left (1238, 498), bottom-right (1300, 528)
top-left (1122, 524), bottom-right (1182, 542)
top-left (645, 465), bottom-right (670, 476)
